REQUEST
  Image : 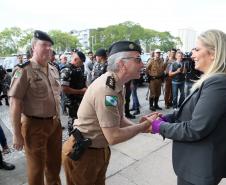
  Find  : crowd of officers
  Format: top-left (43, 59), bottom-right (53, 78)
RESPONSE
top-left (146, 48), bottom-right (201, 111)
top-left (3, 30), bottom-right (156, 185)
top-left (0, 39), bottom-right (201, 136)
top-left (0, 39), bottom-right (201, 124)
top-left (0, 29), bottom-right (202, 184)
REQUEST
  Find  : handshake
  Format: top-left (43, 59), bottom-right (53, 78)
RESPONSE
top-left (140, 112), bottom-right (168, 134)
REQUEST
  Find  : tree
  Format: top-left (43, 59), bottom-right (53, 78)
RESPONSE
top-left (48, 30), bottom-right (79, 53)
top-left (90, 21), bottom-right (144, 51)
top-left (0, 23), bottom-right (180, 56)
top-left (0, 27), bottom-right (22, 56)
top-left (89, 21), bottom-right (179, 53)
top-left (17, 28), bottom-right (34, 51)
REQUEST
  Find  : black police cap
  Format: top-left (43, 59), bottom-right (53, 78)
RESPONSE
top-left (34, 30), bottom-right (54, 45)
top-left (108, 41), bottom-right (142, 56)
top-left (71, 48), bottom-right (78, 53)
top-left (76, 51), bottom-right (86, 62)
top-left (95, 48), bottom-right (107, 57)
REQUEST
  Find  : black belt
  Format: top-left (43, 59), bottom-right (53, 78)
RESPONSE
top-left (26, 115), bottom-right (56, 120)
top-left (88, 147), bottom-right (108, 150)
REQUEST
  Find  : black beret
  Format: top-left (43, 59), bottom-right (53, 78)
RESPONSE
top-left (95, 48), bottom-right (107, 57)
top-left (71, 48), bottom-right (78, 53)
top-left (108, 41), bottom-right (142, 56)
top-left (34, 30), bottom-right (54, 45)
top-left (76, 51), bottom-right (86, 62)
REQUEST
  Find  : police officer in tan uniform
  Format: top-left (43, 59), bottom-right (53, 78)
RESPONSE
top-left (146, 49), bottom-right (165, 111)
top-left (8, 30), bottom-right (62, 185)
top-left (62, 41), bottom-right (158, 185)
top-left (164, 48), bottom-right (176, 108)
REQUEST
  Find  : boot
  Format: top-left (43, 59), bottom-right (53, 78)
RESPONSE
top-left (133, 109), bottom-right (140, 115)
top-left (149, 98), bottom-right (156, 111)
top-left (5, 98), bottom-right (9, 106)
top-left (154, 97), bottom-right (162, 110)
top-left (0, 161), bottom-right (15, 170)
top-left (125, 112), bottom-right (136, 119)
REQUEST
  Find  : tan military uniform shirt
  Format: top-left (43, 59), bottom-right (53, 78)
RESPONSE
top-left (8, 60), bottom-right (61, 118)
top-left (147, 58), bottom-right (165, 77)
top-left (74, 71), bottom-right (124, 148)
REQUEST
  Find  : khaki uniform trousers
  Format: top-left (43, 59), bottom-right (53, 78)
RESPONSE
top-left (164, 77), bottom-right (173, 106)
top-left (149, 79), bottom-right (162, 98)
top-left (62, 137), bottom-right (111, 185)
top-left (21, 116), bottom-right (62, 185)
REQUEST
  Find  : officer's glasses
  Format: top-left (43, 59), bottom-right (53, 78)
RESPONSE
top-left (122, 57), bottom-right (142, 63)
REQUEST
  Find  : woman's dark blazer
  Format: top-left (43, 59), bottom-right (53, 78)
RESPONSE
top-left (160, 74), bottom-right (226, 185)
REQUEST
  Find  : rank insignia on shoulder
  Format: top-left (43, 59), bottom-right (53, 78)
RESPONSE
top-left (106, 76), bottom-right (115, 90)
top-left (14, 70), bottom-right (22, 78)
top-left (105, 96), bottom-right (118, 107)
top-left (17, 61), bottom-right (30, 68)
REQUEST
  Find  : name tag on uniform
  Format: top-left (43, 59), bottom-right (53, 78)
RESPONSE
top-left (105, 96), bottom-right (118, 107)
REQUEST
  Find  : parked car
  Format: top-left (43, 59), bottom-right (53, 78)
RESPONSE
top-left (2, 56), bottom-right (18, 72)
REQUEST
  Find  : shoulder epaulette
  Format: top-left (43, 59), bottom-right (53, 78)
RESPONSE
top-left (106, 75), bottom-right (116, 90)
top-left (17, 61), bottom-right (30, 68)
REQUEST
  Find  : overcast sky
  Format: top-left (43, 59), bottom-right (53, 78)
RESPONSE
top-left (1, 0), bottom-right (226, 36)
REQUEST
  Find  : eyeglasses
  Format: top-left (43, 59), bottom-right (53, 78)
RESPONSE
top-left (121, 57), bottom-right (142, 63)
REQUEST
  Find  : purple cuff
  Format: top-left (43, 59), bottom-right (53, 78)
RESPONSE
top-left (159, 115), bottom-right (169, 122)
top-left (152, 120), bottom-right (165, 134)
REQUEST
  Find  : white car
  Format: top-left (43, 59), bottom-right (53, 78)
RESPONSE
top-left (3, 56), bottom-right (18, 71)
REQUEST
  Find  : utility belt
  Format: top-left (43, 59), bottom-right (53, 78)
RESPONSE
top-left (25, 115), bottom-right (56, 120)
top-left (69, 128), bottom-right (92, 161)
top-left (149, 75), bottom-right (164, 81)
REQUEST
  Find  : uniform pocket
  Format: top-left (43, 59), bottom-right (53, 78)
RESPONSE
top-left (30, 79), bottom-right (48, 98)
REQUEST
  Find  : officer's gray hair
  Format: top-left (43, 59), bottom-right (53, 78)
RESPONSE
top-left (31, 37), bottom-right (39, 48)
top-left (107, 52), bottom-right (132, 72)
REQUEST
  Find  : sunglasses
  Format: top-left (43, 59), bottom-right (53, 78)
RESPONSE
top-left (122, 57), bottom-right (142, 63)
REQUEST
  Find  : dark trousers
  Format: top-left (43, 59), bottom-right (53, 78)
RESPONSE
top-left (131, 83), bottom-right (140, 110)
top-left (0, 125), bottom-right (7, 149)
top-left (0, 150), bottom-right (3, 165)
top-left (67, 101), bottom-right (80, 135)
top-left (125, 81), bottom-right (132, 115)
top-left (185, 81), bottom-right (194, 98)
top-left (164, 77), bottom-right (173, 106)
top-left (177, 177), bottom-right (194, 185)
top-left (172, 82), bottom-right (185, 109)
top-left (177, 176), bottom-right (221, 185)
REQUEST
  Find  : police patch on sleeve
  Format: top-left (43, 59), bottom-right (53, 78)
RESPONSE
top-left (14, 70), bottom-right (22, 78)
top-left (105, 95), bottom-right (118, 107)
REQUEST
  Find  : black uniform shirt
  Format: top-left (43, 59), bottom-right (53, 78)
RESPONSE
top-left (60, 63), bottom-right (86, 101)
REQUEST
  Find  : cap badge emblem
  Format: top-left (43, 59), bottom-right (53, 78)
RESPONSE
top-left (129, 43), bottom-right (134, 49)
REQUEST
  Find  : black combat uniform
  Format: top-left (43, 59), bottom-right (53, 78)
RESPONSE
top-left (91, 62), bottom-right (108, 82)
top-left (0, 66), bottom-right (7, 105)
top-left (60, 63), bottom-right (86, 134)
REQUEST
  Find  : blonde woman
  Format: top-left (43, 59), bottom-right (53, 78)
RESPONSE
top-left (148, 30), bottom-right (226, 185)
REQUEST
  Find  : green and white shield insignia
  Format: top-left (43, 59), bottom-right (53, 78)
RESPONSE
top-left (105, 96), bottom-right (118, 107)
top-left (14, 71), bottom-right (22, 78)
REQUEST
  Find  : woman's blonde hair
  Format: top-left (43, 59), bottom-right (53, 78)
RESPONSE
top-left (192, 29), bottom-right (226, 91)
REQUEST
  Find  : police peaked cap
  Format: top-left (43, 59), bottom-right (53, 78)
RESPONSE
top-left (108, 41), bottom-right (142, 56)
top-left (95, 48), bottom-right (107, 57)
top-left (76, 51), bottom-right (86, 62)
top-left (34, 30), bottom-right (54, 45)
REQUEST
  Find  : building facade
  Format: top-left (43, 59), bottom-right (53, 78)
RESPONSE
top-left (177, 28), bottom-right (197, 52)
top-left (70, 29), bottom-right (91, 50)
